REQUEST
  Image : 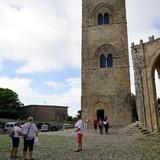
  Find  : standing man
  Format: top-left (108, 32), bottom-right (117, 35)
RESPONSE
top-left (75, 115), bottom-right (84, 152)
top-left (21, 117), bottom-right (38, 160)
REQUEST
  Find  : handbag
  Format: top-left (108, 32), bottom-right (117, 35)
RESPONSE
top-left (9, 130), bottom-right (15, 138)
top-left (34, 137), bottom-right (39, 146)
top-left (23, 123), bottom-right (32, 140)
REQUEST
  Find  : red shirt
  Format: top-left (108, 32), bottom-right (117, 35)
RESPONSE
top-left (93, 119), bottom-right (98, 124)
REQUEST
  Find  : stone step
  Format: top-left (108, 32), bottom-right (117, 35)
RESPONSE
top-left (118, 122), bottom-right (144, 136)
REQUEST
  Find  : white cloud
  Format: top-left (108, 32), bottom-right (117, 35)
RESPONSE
top-left (0, 57), bottom-right (3, 70)
top-left (43, 78), bottom-right (81, 116)
top-left (0, 76), bottom-right (33, 98)
top-left (0, 0), bottom-right (81, 74)
top-left (44, 81), bottom-right (66, 91)
top-left (126, 0), bottom-right (160, 44)
top-left (126, 0), bottom-right (160, 96)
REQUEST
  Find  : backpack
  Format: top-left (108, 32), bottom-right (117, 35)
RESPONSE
top-left (98, 121), bottom-right (103, 127)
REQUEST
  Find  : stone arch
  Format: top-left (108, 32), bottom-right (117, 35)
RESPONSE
top-left (148, 48), bottom-right (160, 77)
top-left (94, 44), bottom-right (117, 68)
top-left (90, 3), bottom-right (115, 26)
top-left (148, 49), bottom-right (160, 132)
top-left (93, 101), bottom-right (110, 120)
top-left (95, 44), bottom-right (117, 58)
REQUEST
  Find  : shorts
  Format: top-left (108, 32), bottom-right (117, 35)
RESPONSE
top-left (23, 138), bottom-right (34, 151)
top-left (12, 137), bottom-right (20, 148)
top-left (77, 134), bottom-right (83, 143)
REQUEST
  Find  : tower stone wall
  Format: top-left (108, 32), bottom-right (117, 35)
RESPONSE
top-left (81, 0), bottom-right (132, 126)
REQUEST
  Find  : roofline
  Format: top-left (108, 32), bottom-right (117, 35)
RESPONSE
top-left (22, 104), bottom-right (69, 108)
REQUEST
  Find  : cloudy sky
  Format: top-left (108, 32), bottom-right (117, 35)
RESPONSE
top-left (0, 0), bottom-right (160, 117)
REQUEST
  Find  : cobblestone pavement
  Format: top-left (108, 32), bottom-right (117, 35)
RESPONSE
top-left (1, 126), bottom-right (160, 160)
top-left (39, 126), bottom-right (143, 145)
top-left (38, 126), bottom-right (160, 160)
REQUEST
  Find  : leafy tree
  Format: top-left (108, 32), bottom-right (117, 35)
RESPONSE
top-left (0, 88), bottom-right (23, 118)
top-left (0, 88), bottom-right (22, 109)
top-left (67, 116), bottom-right (74, 121)
top-left (131, 93), bottom-right (138, 122)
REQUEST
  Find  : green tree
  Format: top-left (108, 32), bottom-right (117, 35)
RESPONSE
top-left (0, 88), bottom-right (23, 118)
top-left (67, 116), bottom-right (74, 121)
top-left (0, 88), bottom-right (22, 109)
top-left (131, 93), bottom-right (138, 122)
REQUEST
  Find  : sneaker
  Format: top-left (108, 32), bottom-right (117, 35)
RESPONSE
top-left (15, 156), bottom-right (20, 159)
top-left (10, 156), bottom-right (15, 159)
top-left (75, 149), bottom-right (82, 152)
top-left (74, 149), bottom-right (80, 152)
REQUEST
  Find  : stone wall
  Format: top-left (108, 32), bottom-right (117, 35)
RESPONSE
top-left (18, 105), bottom-right (68, 122)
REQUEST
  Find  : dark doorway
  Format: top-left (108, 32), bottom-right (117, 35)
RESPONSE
top-left (97, 109), bottom-right (104, 121)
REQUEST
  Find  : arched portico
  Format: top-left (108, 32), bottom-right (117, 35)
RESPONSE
top-left (148, 52), bottom-right (160, 132)
top-left (131, 36), bottom-right (160, 133)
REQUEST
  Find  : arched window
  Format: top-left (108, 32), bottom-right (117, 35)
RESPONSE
top-left (98, 13), bottom-right (103, 25)
top-left (100, 54), bottom-right (106, 68)
top-left (107, 54), bottom-right (113, 67)
top-left (104, 13), bottom-right (109, 24)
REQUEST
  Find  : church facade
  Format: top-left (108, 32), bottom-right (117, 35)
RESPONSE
top-left (81, 0), bottom-right (132, 126)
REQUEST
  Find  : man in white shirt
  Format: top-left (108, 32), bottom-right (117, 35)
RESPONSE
top-left (75, 115), bottom-right (84, 152)
top-left (21, 117), bottom-right (38, 160)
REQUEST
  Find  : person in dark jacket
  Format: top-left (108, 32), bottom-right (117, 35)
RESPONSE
top-left (103, 116), bottom-right (109, 134)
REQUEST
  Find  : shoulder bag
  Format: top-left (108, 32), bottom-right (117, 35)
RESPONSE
top-left (23, 123), bottom-right (32, 140)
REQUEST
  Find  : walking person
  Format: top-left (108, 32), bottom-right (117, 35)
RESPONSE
top-left (21, 117), bottom-right (38, 160)
top-left (103, 116), bottom-right (109, 134)
top-left (74, 115), bottom-right (84, 152)
top-left (93, 119), bottom-right (98, 133)
top-left (84, 119), bottom-right (88, 129)
top-left (10, 121), bottom-right (22, 159)
top-left (98, 118), bottom-right (104, 134)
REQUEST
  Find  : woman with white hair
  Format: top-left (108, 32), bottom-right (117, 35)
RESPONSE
top-left (21, 117), bottom-right (38, 160)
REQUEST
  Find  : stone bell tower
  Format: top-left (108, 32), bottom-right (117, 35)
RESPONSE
top-left (81, 0), bottom-right (132, 126)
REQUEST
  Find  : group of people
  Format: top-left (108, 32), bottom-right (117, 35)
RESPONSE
top-left (10, 115), bottom-right (109, 158)
top-left (10, 117), bottom-right (38, 160)
top-left (93, 116), bottom-right (109, 134)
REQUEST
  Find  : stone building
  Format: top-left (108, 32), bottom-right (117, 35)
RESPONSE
top-left (131, 36), bottom-right (160, 133)
top-left (18, 105), bottom-right (68, 122)
top-left (81, 0), bottom-right (132, 126)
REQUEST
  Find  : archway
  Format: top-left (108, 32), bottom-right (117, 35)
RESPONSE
top-left (155, 63), bottom-right (160, 119)
top-left (97, 109), bottom-right (104, 121)
top-left (149, 52), bottom-right (160, 132)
